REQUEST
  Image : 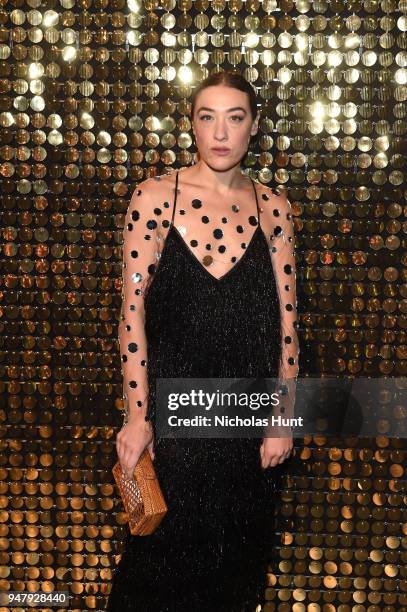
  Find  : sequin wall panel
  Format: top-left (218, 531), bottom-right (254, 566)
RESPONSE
top-left (1, 0), bottom-right (406, 610)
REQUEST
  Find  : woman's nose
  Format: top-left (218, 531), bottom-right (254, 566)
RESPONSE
top-left (213, 122), bottom-right (228, 140)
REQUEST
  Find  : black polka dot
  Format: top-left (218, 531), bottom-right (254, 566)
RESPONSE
top-left (213, 228), bottom-right (223, 239)
top-left (192, 199), bottom-right (202, 208)
top-left (128, 343), bottom-right (138, 353)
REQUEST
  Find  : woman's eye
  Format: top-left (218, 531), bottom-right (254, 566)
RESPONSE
top-left (198, 115), bottom-right (244, 122)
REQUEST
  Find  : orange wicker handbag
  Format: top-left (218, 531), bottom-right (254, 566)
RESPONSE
top-left (112, 449), bottom-right (168, 536)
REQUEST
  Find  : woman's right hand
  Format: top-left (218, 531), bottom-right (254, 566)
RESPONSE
top-left (116, 418), bottom-right (155, 480)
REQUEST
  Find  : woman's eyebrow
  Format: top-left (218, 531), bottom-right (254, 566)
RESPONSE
top-left (196, 106), bottom-right (247, 113)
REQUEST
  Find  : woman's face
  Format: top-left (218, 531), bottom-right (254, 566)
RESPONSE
top-left (192, 85), bottom-right (259, 170)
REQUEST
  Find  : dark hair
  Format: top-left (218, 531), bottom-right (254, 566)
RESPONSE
top-left (190, 70), bottom-right (258, 122)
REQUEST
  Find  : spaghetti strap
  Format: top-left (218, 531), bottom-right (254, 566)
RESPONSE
top-left (249, 177), bottom-right (261, 229)
top-left (171, 170), bottom-right (179, 225)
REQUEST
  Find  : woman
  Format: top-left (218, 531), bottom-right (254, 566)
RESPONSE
top-left (107, 71), bottom-right (299, 612)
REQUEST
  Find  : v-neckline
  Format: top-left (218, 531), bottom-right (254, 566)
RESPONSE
top-left (169, 222), bottom-right (266, 283)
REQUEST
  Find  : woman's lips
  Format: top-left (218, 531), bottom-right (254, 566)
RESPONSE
top-left (211, 148), bottom-right (231, 155)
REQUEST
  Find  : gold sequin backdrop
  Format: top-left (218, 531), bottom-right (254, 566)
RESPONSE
top-left (1, 0), bottom-right (407, 610)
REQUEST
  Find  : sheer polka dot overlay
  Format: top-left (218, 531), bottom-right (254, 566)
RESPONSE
top-left (119, 170), bottom-right (299, 424)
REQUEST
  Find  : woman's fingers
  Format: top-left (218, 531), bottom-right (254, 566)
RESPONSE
top-left (117, 435), bottom-right (137, 478)
top-left (115, 421), bottom-right (155, 478)
top-left (259, 441), bottom-right (265, 467)
top-left (147, 439), bottom-right (155, 461)
top-left (260, 439), bottom-right (293, 468)
top-left (124, 448), bottom-right (141, 479)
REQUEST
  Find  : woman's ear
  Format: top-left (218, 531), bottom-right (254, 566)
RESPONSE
top-left (250, 111), bottom-right (260, 137)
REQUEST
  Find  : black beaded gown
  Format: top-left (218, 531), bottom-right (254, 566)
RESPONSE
top-left (107, 169), bottom-right (298, 612)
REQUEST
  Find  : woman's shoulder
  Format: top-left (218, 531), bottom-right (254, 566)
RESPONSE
top-left (127, 173), bottom-right (177, 236)
top-left (252, 180), bottom-right (290, 216)
top-left (250, 180), bottom-right (293, 238)
top-left (131, 172), bottom-right (177, 201)
top-left (251, 178), bottom-right (286, 202)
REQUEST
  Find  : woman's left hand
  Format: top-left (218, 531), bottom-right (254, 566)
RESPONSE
top-left (259, 436), bottom-right (293, 469)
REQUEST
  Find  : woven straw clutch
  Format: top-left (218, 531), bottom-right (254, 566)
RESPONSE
top-left (112, 449), bottom-right (168, 535)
